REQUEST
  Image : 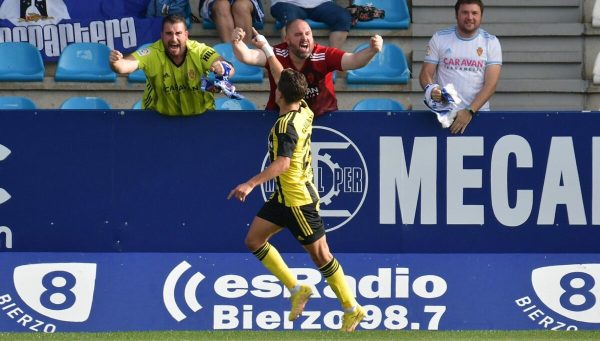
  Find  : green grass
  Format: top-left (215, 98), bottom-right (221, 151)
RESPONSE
top-left (0, 331), bottom-right (600, 341)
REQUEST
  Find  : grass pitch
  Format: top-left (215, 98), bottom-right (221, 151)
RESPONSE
top-left (1, 331), bottom-right (600, 340)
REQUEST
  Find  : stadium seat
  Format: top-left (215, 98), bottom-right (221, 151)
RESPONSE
top-left (55, 43), bottom-right (116, 82)
top-left (0, 96), bottom-right (37, 109)
top-left (352, 0), bottom-right (410, 29)
top-left (352, 98), bottom-right (404, 111)
top-left (275, 18), bottom-right (327, 30)
top-left (215, 97), bottom-right (257, 110)
top-left (132, 99), bottom-right (143, 109)
top-left (127, 44), bottom-right (152, 83)
top-left (346, 43), bottom-right (410, 84)
top-left (0, 42), bottom-right (45, 81)
top-left (60, 96), bottom-right (112, 109)
top-left (213, 43), bottom-right (263, 83)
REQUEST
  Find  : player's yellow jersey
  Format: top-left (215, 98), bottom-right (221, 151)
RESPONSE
top-left (133, 40), bottom-right (220, 116)
top-left (269, 100), bottom-right (319, 207)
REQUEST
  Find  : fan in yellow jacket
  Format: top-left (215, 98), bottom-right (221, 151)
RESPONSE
top-left (109, 14), bottom-right (235, 116)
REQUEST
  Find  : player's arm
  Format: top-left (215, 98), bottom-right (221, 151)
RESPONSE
top-left (231, 27), bottom-right (267, 67)
top-left (249, 28), bottom-right (283, 84)
top-left (228, 157), bottom-right (290, 202)
top-left (449, 64), bottom-right (501, 135)
top-left (340, 34), bottom-right (382, 71)
top-left (109, 50), bottom-right (139, 74)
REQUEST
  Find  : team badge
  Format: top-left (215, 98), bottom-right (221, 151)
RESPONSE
top-left (188, 70), bottom-right (196, 80)
top-left (477, 47), bottom-right (483, 57)
top-left (137, 48), bottom-right (150, 56)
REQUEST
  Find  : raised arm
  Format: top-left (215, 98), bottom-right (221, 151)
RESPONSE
top-left (340, 35), bottom-right (382, 71)
top-left (231, 27), bottom-right (267, 67)
top-left (249, 28), bottom-right (284, 84)
top-left (109, 50), bottom-right (139, 74)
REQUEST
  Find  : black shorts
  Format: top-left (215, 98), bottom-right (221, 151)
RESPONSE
top-left (257, 197), bottom-right (325, 245)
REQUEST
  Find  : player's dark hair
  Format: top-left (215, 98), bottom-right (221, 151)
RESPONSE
top-left (278, 69), bottom-right (307, 104)
top-left (455, 0), bottom-right (484, 15)
top-left (162, 14), bottom-right (187, 31)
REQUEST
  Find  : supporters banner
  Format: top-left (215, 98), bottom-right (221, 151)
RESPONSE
top-left (0, 110), bottom-right (599, 253)
top-left (0, 0), bottom-right (160, 60)
top-left (0, 252), bottom-right (599, 332)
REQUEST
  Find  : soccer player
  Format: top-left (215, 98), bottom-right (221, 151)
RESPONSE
top-left (419, 0), bottom-right (502, 134)
top-left (228, 29), bottom-right (365, 332)
top-left (231, 19), bottom-right (382, 117)
top-left (109, 14), bottom-right (235, 116)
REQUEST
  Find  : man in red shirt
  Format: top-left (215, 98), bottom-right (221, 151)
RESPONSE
top-left (231, 19), bottom-right (382, 117)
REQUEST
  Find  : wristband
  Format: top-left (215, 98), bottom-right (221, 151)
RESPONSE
top-left (255, 34), bottom-right (274, 58)
top-left (466, 106), bottom-right (476, 116)
top-left (262, 45), bottom-right (274, 58)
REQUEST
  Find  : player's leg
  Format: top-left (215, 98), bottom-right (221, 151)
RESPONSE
top-left (250, 200), bottom-right (309, 321)
top-left (302, 236), bottom-right (365, 331)
top-left (292, 202), bottom-right (364, 332)
top-left (246, 215), bottom-right (297, 289)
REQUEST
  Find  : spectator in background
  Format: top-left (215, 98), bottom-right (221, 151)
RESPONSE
top-left (419, 0), bottom-right (502, 134)
top-left (231, 19), bottom-right (382, 117)
top-left (109, 15), bottom-right (235, 116)
top-left (199, 0), bottom-right (265, 44)
top-left (270, 0), bottom-right (352, 49)
top-left (146, 0), bottom-right (193, 28)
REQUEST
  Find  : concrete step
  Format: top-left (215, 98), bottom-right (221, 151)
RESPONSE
top-left (412, 0), bottom-right (581, 24)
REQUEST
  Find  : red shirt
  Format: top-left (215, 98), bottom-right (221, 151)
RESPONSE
top-left (266, 43), bottom-right (345, 117)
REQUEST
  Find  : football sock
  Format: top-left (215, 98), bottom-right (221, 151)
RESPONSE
top-left (319, 258), bottom-right (357, 309)
top-left (253, 242), bottom-right (297, 289)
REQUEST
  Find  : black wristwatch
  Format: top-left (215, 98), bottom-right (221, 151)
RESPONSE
top-left (466, 106), bottom-right (476, 116)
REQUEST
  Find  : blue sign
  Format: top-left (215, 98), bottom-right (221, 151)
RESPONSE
top-left (0, 253), bottom-right (599, 332)
top-left (0, 110), bottom-right (599, 253)
top-left (0, 0), bottom-right (161, 60)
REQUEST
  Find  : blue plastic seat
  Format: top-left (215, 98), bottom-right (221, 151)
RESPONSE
top-left (352, 98), bottom-right (404, 111)
top-left (0, 96), bottom-right (37, 109)
top-left (55, 43), bottom-right (116, 82)
top-left (0, 42), bottom-right (44, 81)
top-left (128, 43), bottom-right (152, 83)
top-left (215, 97), bottom-right (257, 110)
top-left (352, 0), bottom-right (410, 29)
top-left (346, 43), bottom-right (410, 84)
top-left (213, 43), bottom-right (263, 83)
top-left (60, 96), bottom-right (111, 109)
top-left (132, 99), bottom-right (143, 109)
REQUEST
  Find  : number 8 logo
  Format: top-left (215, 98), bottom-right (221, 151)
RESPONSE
top-left (40, 271), bottom-right (77, 310)
top-left (13, 263), bottom-right (97, 322)
top-left (532, 264), bottom-right (600, 323)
